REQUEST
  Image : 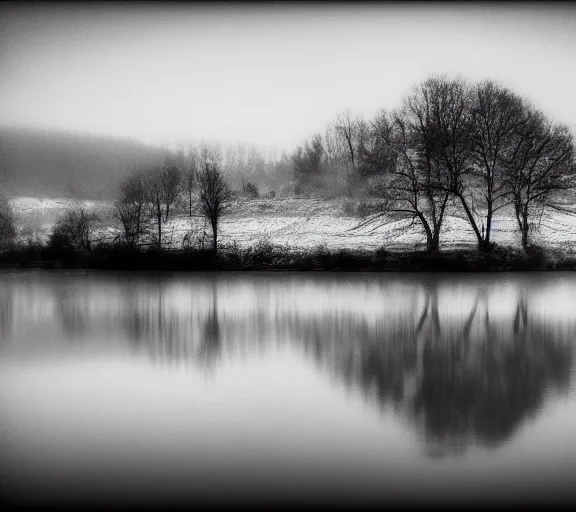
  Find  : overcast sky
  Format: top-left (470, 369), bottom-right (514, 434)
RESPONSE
top-left (1, 2), bottom-right (575, 154)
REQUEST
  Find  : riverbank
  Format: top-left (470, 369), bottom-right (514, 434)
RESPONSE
top-left (2, 242), bottom-right (576, 272)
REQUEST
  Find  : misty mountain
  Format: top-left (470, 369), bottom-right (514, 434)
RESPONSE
top-left (0, 127), bottom-right (167, 199)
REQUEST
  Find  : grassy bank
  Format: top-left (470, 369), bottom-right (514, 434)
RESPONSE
top-left (2, 240), bottom-right (576, 272)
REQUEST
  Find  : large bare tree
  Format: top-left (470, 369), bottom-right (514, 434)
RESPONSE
top-left (378, 108), bottom-right (451, 253)
top-left (501, 106), bottom-right (575, 248)
top-left (469, 80), bottom-right (527, 249)
top-left (417, 76), bottom-right (482, 248)
top-left (196, 160), bottom-right (232, 258)
top-left (376, 79), bottom-right (459, 253)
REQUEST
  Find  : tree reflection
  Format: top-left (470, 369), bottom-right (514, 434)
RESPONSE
top-left (331, 282), bottom-right (574, 457)
top-left (88, 274), bottom-right (574, 457)
top-left (195, 278), bottom-right (222, 372)
top-left (54, 285), bottom-right (88, 339)
top-left (0, 285), bottom-right (13, 344)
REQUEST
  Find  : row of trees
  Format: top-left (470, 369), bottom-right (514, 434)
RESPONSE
top-left (114, 144), bottom-right (232, 256)
top-left (290, 76), bottom-right (576, 251)
top-left (2, 75), bottom-right (574, 256)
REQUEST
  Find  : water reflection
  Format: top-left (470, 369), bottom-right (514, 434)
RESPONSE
top-left (406, 284), bottom-right (572, 456)
top-left (54, 285), bottom-right (89, 339)
top-left (1, 271), bottom-right (575, 458)
top-left (0, 285), bottom-right (13, 343)
top-left (197, 280), bottom-right (222, 372)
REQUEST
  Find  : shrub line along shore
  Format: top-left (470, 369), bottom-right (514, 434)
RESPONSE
top-left (1, 242), bottom-right (575, 272)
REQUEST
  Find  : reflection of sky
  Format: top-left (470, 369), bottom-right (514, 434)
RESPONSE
top-left (2, 341), bottom-right (576, 506)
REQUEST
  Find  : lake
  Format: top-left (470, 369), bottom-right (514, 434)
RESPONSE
top-left (1, 270), bottom-right (575, 508)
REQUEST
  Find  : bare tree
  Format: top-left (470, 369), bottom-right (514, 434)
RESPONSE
top-left (222, 143), bottom-right (246, 192)
top-left (114, 171), bottom-right (147, 246)
top-left (357, 108), bottom-right (398, 183)
top-left (245, 145), bottom-right (265, 194)
top-left (416, 76), bottom-right (483, 248)
top-left (160, 157), bottom-right (182, 222)
top-left (373, 108), bottom-right (451, 253)
top-left (501, 106), bottom-right (575, 248)
top-left (183, 148), bottom-right (199, 218)
top-left (469, 80), bottom-right (527, 249)
top-left (139, 157), bottom-right (183, 248)
top-left (196, 160), bottom-right (233, 258)
top-left (329, 110), bottom-right (369, 194)
top-left (291, 134), bottom-right (325, 195)
top-left (365, 79), bottom-right (464, 253)
top-left (143, 167), bottom-right (165, 248)
top-left (220, 142), bottom-right (266, 195)
top-left (322, 126), bottom-right (349, 195)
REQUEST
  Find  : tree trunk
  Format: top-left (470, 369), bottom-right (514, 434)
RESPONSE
top-left (429, 231), bottom-right (440, 253)
top-left (515, 204), bottom-right (530, 250)
top-left (457, 193), bottom-right (483, 250)
top-left (416, 214), bottom-right (434, 254)
top-left (485, 202), bottom-right (493, 246)
top-left (521, 211), bottom-right (529, 249)
top-left (425, 232), bottom-right (433, 253)
top-left (136, 204), bottom-right (141, 244)
top-left (211, 220), bottom-right (218, 260)
top-left (157, 203), bottom-right (162, 249)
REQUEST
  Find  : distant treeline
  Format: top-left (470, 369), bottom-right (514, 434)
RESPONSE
top-left (0, 126), bottom-right (291, 200)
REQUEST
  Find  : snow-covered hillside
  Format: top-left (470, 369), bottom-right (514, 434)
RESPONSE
top-left (10, 196), bottom-right (576, 252)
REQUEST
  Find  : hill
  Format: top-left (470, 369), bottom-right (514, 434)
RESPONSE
top-left (0, 127), bottom-right (166, 199)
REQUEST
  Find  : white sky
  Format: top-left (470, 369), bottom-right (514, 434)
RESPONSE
top-left (1, 2), bottom-right (575, 154)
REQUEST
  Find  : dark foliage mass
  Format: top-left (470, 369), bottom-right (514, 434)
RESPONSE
top-left (3, 238), bottom-right (576, 273)
top-left (48, 207), bottom-right (98, 257)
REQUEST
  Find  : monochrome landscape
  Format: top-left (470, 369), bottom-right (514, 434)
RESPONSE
top-left (1, 2), bottom-right (576, 510)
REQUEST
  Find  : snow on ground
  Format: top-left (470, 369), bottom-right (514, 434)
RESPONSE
top-left (12, 197), bottom-right (113, 243)
top-left (10, 196), bottom-right (576, 252)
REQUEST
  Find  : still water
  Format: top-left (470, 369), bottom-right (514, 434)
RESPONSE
top-left (1, 270), bottom-right (575, 508)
